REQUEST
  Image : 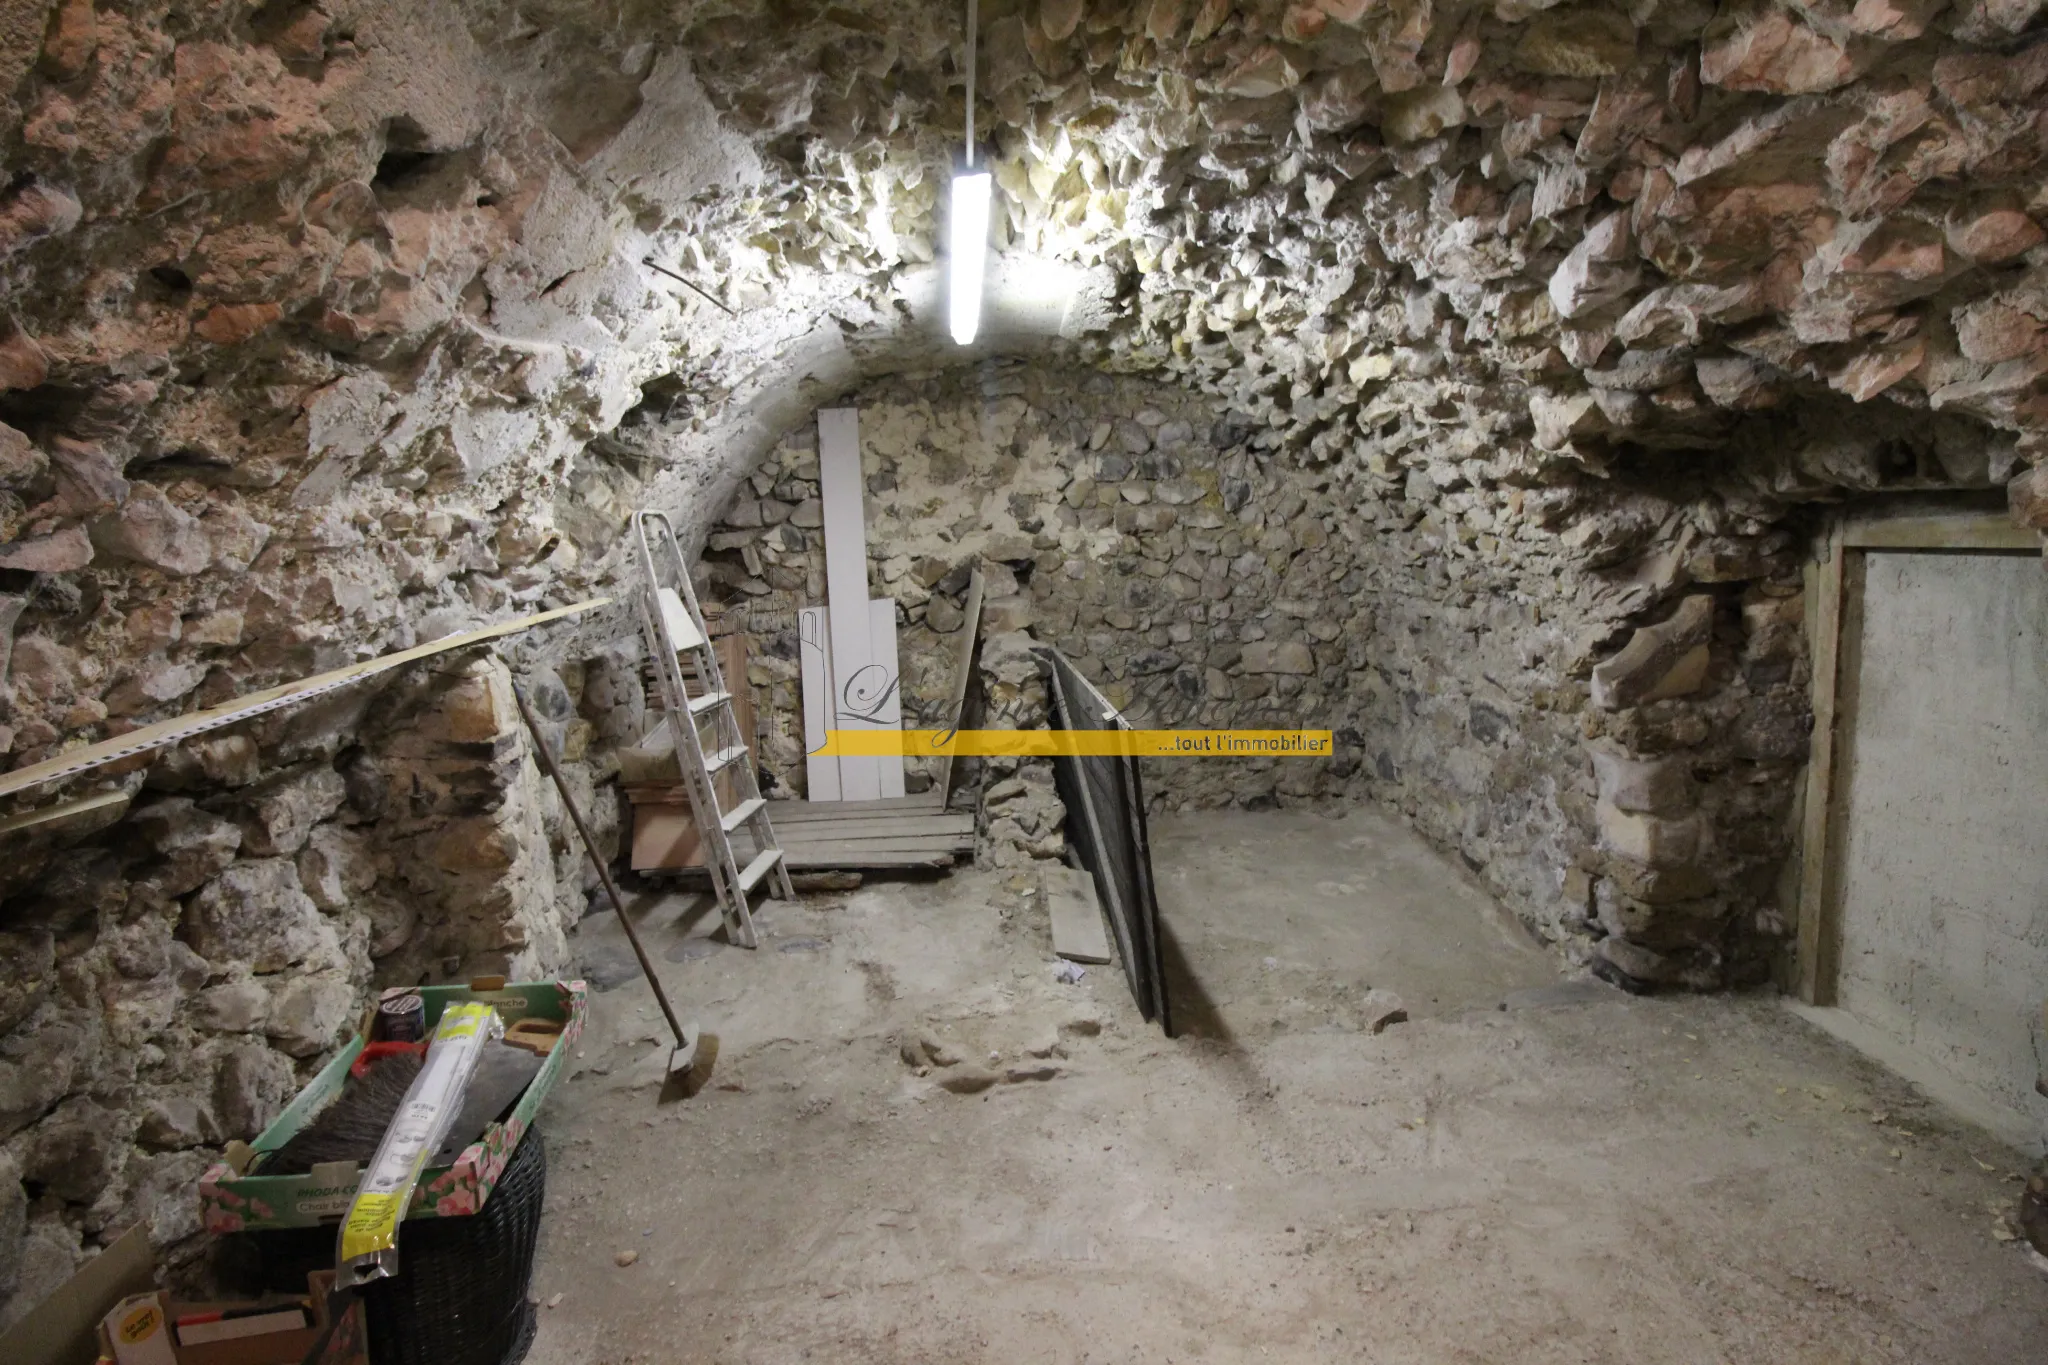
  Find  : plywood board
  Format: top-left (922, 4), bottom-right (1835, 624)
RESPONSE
top-left (867, 597), bottom-right (906, 799)
top-left (818, 407), bottom-right (882, 801)
top-left (799, 605), bottom-right (840, 802)
top-left (784, 849), bottom-right (956, 869)
top-left (1044, 865), bottom-right (1112, 964)
top-left (766, 814), bottom-right (974, 837)
top-left (628, 768), bottom-right (745, 870)
top-left (1043, 646), bottom-right (1172, 1034)
top-left (0, 598), bottom-right (608, 799)
top-left (817, 409), bottom-right (869, 631)
top-left (798, 598), bottom-right (905, 801)
top-left (774, 836), bottom-right (969, 854)
top-left (775, 822), bottom-right (972, 845)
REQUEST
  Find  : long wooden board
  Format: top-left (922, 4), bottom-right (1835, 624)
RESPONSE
top-left (813, 407), bottom-right (906, 801)
top-left (0, 789), bottom-right (130, 835)
top-left (818, 408), bottom-right (884, 800)
top-left (0, 598), bottom-right (610, 799)
top-left (780, 845), bottom-right (959, 869)
top-left (766, 815), bottom-right (974, 838)
top-left (765, 795), bottom-right (948, 819)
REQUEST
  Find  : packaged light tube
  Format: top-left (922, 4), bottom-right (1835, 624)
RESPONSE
top-left (337, 1001), bottom-right (501, 1285)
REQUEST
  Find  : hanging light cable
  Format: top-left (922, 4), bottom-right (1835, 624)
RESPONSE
top-left (949, 0), bottom-right (991, 346)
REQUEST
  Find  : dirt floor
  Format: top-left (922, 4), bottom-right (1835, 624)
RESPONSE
top-left (523, 808), bottom-right (2048, 1364)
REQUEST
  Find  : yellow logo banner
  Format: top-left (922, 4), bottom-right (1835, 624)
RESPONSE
top-left (814, 729), bottom-right (1334, 757)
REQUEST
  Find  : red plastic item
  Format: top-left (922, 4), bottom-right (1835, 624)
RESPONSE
top-left (349, 1041), bottom-right (427, 1078)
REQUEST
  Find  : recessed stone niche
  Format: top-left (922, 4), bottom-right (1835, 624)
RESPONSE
top-left (700, 358), bottom-right (1816, 993)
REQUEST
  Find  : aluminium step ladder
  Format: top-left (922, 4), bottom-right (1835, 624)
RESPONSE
top-left (632, 509), bottom-right (793, 948)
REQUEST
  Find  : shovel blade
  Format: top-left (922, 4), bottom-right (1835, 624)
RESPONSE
top-left (668, 1019), bottom-right (701, 1075)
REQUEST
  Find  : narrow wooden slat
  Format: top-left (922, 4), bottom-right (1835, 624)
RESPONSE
top-left (763, 814), bottom-right (973, 838)
top-left (819, 407), bottom-right (884, 801)
top-left (0, 789), bottom-right (129, 836)
top-left (1796, 523), bottom-right (1846, 1006)
top-left (0, 598), bottom-right (609, 799)
top-left (783, 847), bottom-right (957, 869)
top-left (1841, 511), bottom-right (2038, 551)
top-left (765, 795), bottom-right (949, 819)
top-left (772, 837), bottom-right (969, 854)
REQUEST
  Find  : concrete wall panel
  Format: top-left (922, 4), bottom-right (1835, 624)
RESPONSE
top-left (1835, 551), bottom-right (2048, 1140)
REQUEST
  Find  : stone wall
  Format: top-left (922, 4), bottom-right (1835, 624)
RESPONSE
top-left (0, 641), bottom-right (622, 1323)
top-left (0, 0), bottom-right (2041, 1326)
top-left (705, 364), bottom-right (1355, 812)
top-left (700, 359), bottom-right (1813, 992)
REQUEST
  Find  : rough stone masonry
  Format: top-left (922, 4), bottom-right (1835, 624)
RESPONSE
top-left (0, 0), bottom-right (2042, 1324)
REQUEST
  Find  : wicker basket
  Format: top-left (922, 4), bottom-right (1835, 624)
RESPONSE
top-left (229, 1126), bottom-right (546, 1365)
top-left (360, 1125), bottom-right (546, 1365)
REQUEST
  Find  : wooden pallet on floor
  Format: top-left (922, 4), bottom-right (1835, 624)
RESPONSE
top-left (752, 797), bottom-right (973, 870)
top-left (635, 793), bottom-right (975, 871)
top-left (763, 795), bottom-right (949, 819)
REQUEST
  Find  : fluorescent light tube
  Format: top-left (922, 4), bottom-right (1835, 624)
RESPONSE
top-left (949, 171), bottom-right (992, 345)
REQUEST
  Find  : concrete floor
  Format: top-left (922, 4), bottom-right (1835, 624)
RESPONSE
top-left (524, 809), bottom-right (2047, 1364)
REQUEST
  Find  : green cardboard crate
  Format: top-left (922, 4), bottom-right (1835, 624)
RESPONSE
top-left (198, 978), bottom-right (587, 1233)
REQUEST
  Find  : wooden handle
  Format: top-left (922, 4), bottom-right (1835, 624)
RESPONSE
top-left (508, 678), bottom-right (689, 1053)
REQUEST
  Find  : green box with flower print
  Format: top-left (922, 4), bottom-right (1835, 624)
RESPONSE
top-left (197, 979), bottom-right (587, 1234)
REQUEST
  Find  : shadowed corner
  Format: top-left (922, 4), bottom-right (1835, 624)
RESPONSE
top-left (1155, 911), bottom-right (1270, 1099)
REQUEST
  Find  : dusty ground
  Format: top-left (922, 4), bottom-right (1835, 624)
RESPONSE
top-left (524, 809), bottom-right (2047, 1365)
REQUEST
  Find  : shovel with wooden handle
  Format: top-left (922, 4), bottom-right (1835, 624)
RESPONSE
top-left (509, 678), bottom-right (699, 1082)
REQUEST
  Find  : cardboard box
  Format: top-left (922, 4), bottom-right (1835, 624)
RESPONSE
top-left (1, 1233), bottom-right (366, 1365)
top-left (97, 1275), bottom-right (364, 1365)
top-left (197, 979), bottom-right (585, 1234)
top-left (0, 1225), bottom-right (157, 1365)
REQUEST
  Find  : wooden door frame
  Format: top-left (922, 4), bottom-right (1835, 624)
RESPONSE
top-left (1792, 503), bottom-right (2040, 1004)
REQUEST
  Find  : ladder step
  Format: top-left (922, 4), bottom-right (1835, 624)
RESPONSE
top-left (687, 690), bottom-right (730, 715)
top-left (703, 744), bottom-right (749, 774)
top-left (719, 797), bottom-right (766, 832)
top-left (735, 847), bottom-right (784, 895)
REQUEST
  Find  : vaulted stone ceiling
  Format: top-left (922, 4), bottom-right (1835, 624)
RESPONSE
top-left (0, 0), bottom-right (2042, 757)
top-left (2, 3), bottom-right (2047, 1293)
